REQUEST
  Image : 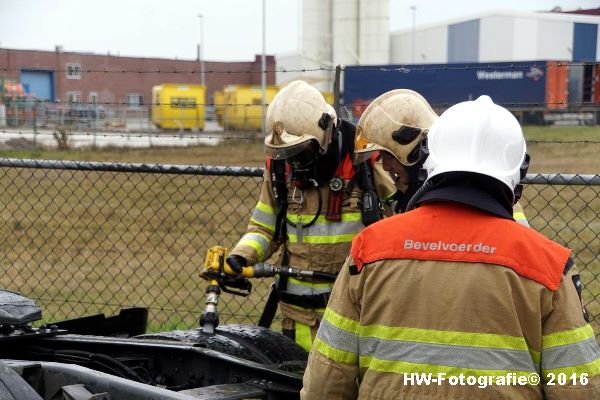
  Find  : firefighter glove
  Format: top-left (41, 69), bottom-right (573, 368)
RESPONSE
top-left (226, 255), bottom-right (247, 274)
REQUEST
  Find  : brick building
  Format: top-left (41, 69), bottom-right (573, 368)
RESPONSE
top-left (0, 47), bottom-right (275, 106)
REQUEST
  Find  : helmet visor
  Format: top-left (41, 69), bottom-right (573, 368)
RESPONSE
top-left (354, 126), bottom-right (379, 163)
top-left (265, 139), bottom-right (315, 160)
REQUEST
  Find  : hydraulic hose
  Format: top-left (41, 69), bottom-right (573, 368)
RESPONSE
top-left (251, 263), bottom-right (337, 282)
top-left (310, 271), bottom-right (337, 282)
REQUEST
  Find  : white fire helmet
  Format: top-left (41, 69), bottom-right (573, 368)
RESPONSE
top-left (354, 89), bottom-right (437, 165)
top-left (264, 81), bottom-right (336, 160)
top-left (422, 95), bottom-right (527, 199)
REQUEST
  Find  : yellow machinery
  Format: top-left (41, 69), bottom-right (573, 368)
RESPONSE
top-left (321, 91), bottom-right (334, 105)
top-left (214, 84), bottom-right (333, 131)
top-left (200, 246), bottom-right (336, 333)
top-left (219, 85), bottom-right (278, 131)
top-left (151, 84), bottom-right (205, 130)
top-left (212, 90), bottom-right (224, 125)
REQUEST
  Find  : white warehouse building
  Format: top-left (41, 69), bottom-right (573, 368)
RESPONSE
top-left (391, 10), bottom-right (600, 64)
top-left (277, 6), bottom-right (600, 91)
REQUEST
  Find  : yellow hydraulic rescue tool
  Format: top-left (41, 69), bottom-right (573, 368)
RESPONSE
top-left (200, 246), bottom-right (336, 333)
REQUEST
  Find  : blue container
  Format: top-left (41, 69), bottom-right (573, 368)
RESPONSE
top-left (343, 61), bottom-right (550, 116)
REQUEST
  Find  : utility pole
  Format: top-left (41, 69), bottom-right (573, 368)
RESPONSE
top-left (261, 0), bottom-right (267, 136)
top-left (197, 14), bottom-right (206, 86)
top-left (410, 6), bottom-right (416, 64)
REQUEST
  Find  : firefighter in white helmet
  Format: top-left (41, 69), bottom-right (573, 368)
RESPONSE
top-left (302, 95), bottom-right (600, 399)
top-left (353, 89), bottom-right (530, 225)
top-left (226, 81), bottom-right (397, 351)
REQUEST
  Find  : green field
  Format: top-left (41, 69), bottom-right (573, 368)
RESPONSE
top-left (0, 125), bottom-right (597, 334)
top-left (523, 125), bottom-right (600, 142)
top-left (0, 126), bottom-right (598, 172)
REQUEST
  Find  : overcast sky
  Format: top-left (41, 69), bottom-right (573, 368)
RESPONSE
top-left (0, 0), bottom-right (598, 61)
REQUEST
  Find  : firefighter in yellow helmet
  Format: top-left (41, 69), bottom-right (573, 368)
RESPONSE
top-left (226, 81), bottom-right (397, 351)
top-left (301, 95), bottom-right (600, 399)
top-left (354, 89), bottom-right (530, 225)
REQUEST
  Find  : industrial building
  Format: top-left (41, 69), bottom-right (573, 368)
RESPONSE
top-left (0, 47), bottom-right (275, 105)
top-left (276, 4), bottom-right (600, 92)
top-left (390, 10), bottom-right (600, 64)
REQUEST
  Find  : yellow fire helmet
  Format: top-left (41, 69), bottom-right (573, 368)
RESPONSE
top-left (265, 81), bottom-right (336, 160)
top-left (354, 89), bottom-right (437, 166)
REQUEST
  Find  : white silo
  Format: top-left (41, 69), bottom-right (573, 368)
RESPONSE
top-left (296, 0), bottom-right (391, 65)
top-left (280, 0), bottom-right (391, 91)
top-left (332, 0), bottom-right (360, 65)
top-left (302, 0), bottom-right (333, 65)
top-left (300, 0), bottom-right (334, 91)
top-left (358, 0), bottom-right (390, 64)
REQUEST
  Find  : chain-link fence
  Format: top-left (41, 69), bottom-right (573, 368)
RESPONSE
top-left (0, 158), bottom-right (598, 338)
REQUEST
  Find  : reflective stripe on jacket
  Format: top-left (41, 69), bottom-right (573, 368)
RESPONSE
top-left (513, 201), bottom-right (530, 227)
top-left (230, 154), bottom-right (397, 327)
top-left (301, 203), bottom-right (600, 400)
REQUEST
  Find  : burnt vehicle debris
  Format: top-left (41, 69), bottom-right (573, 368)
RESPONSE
top-left (0, 289), bottom-right (306, 399)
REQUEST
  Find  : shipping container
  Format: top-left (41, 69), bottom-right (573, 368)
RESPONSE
top-left (343, 60), bottom-right (599, 124)
top-left (151, 84), bottom-right (205, 130)
top-left (221, 85), bottom-right (278, 131)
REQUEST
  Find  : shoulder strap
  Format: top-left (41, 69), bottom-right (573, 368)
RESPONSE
top-left (258, 160), bottom-right (290, 328)
top-left (270, 159), bottom-right (289, 245)
top-left (337, 118), bottom-right (356, 160)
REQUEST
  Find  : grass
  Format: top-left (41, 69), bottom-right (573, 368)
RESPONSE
top-left (523, 125), bottom-right (600, 142)
top-left (0, 125), bottom-right (598, 335)
top-left (520, 184), bottom-right (600, 337)
top-left (0, 167), bottom-right (268, 331)
top-left (0, 140), bottom-right (267, 167)
top-left (1, 126), bottom-right (599, 172)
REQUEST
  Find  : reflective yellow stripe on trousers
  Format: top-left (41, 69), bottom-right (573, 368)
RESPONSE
top-left (280, 277), bottom-right (333, 312)
top-left (295, 321), bottom-right (313, 352)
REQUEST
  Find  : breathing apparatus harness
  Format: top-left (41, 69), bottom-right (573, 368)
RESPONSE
top-left (271, 113), bottom-right (355, 239)
top-left (259, 115), bottom-right (383, 328)
top-left (270, 113), bottom-right (335, 250)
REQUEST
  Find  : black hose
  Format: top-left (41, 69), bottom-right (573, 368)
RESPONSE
top-left (311, 271), bottom-right (337, 282)
top-left (286, 179), bottom-right (322, 229)
top-left (276, 265), bottom-right (337, 282)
